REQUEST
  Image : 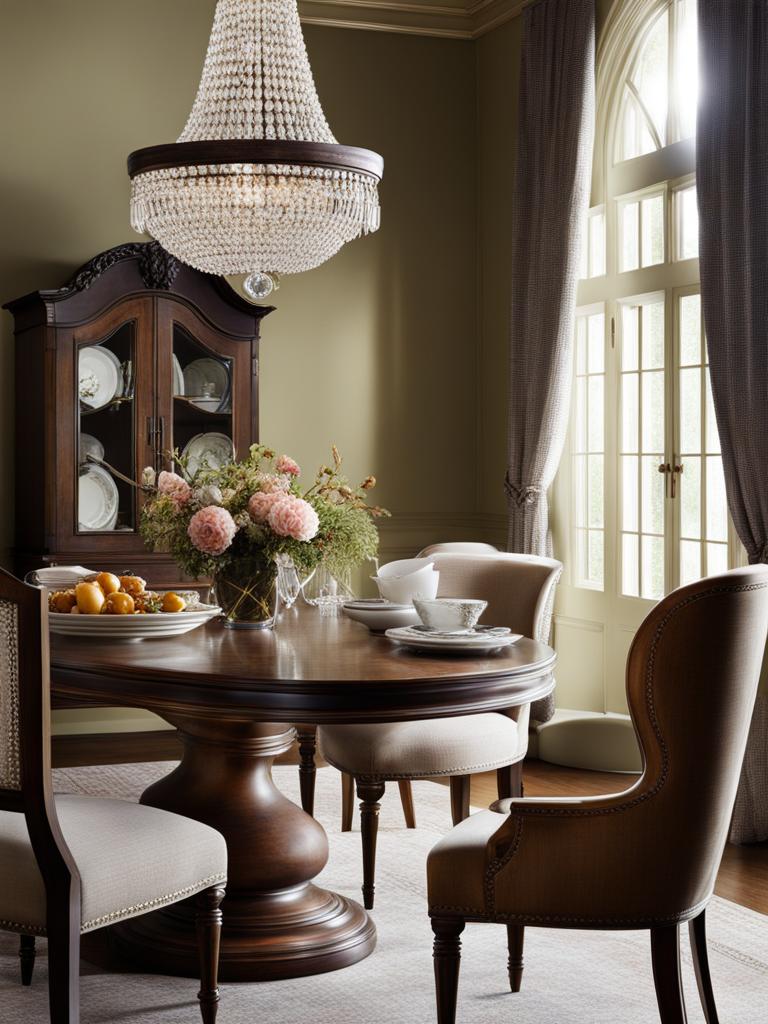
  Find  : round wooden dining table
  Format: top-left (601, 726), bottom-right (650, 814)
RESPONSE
top-left (50, 606), bottom-right (555, 983)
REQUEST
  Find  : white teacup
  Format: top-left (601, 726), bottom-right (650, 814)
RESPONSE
top-left (412, 597), bottom-right (487, 632)
top-left (373, 567), bottom-right (440, 605)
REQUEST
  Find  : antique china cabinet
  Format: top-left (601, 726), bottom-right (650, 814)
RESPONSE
top-left (4, 241), bottom-right (272, 585)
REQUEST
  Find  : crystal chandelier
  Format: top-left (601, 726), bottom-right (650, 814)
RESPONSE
top-left (128, 0), bottom-right (383, 299)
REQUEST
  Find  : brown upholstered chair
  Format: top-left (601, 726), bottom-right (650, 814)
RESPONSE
top-left (318, 551), bottom-right (562, 909)
top-left (0, 569), bottom-right (228, 1024)
top-left (427, 566), bottom-right (768, 1024)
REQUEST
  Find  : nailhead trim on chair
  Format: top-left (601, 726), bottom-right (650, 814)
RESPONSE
top-left (481, 581), bottom-right (768, 915)
top-left (0, 871), bottom-right (227, 937)
top-left (323, 752), bottom-right (526, 783)
top-left (81, 871), bottom-right (227, 932)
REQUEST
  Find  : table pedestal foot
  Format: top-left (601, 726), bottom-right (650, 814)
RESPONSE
top-left (113, 714), bottom-right (376, 981)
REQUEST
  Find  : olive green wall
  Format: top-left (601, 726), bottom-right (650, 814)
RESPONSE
top-left (0, 2), bottom-right (480, 576)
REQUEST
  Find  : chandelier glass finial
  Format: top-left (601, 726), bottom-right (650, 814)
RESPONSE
top-left (128, 0), bottom-right (382, 283)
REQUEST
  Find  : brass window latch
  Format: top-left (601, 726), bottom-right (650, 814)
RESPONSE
top-left (658, 460), bottom-right (684, 499)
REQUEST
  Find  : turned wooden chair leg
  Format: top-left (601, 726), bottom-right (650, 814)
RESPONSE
top-left (689, 910), bottom-right (720, 1024)
top-left (449, 775), bottom-right (471, 825)
top-left (507, 924), bottom-right (525, 992)
top-left (432, 917), bottom-right (465, 1024)
top-left (19, 934), bottom-right (36, 986)
top-left (296, 726), bottom-right (318, 818)
top-left (341, 772), bottom-right (355, 831)
top-left (358, 780), bottom-right (385, 909)
top-left (398, 780), bottom-right (417, 828)
top-left (650, 925), bottom-right (688, 1024)
top-left (195, 885), bottom-right (225, 1024)
top-left (497, 762), bottom-right (523, 800)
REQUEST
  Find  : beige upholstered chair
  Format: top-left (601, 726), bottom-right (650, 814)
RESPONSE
top-left (427, 566), bottom-right (768, 1024)
top-left (0, 569), bottom-right (228, 1024)
top-left (318, 551), bottom-right (562, 909)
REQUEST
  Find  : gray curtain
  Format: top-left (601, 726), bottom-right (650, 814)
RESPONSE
top-left (506, 0), bottom-right (595, 722)
top-left (697, 1), bottom-right (768, 842)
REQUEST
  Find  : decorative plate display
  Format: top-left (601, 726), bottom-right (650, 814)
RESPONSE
top-left (385, 625), bottom-right (522, 655)
top-left (49, 604), bottom-right (221, 639)
top-left (183, 358), bottom-right (231, 411)
top-left (78, 464), bottom-right (119, 531)
top-left (78, 433), bottom-right (105, 465)
top-left (173, 354), bottom-right (185, 397)
top-left (181, 432), bottom-right (234, 478)
top-left (78, 346), bottom-right (123, 411)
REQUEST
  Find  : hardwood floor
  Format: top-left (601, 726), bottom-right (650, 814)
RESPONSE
top-left (436, 762), bottom-right (768, 917)
top-left (52, 733), bottom-right (768, 916)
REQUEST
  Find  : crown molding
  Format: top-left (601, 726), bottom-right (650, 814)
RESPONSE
top-left (299, 0), bottom-right (532, 40)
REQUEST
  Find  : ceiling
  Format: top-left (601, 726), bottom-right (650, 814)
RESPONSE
top-left (298, 0), bottom-right (531, 39)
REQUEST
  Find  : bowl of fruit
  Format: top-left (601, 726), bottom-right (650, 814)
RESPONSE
top-left (47, 572), bottom-right (221, 639)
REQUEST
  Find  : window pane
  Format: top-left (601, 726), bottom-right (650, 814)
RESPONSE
top-left (680, 539), bottom-right (701, 586)
top-left (642, 370), bottom-right (664, 453)
top-left (622, 374), bottom-right (639, 452)
top-left (643, 301), bottom-right (665, 369)
top-left (588, 377), bottom-right (604, 452)
top-left (707, 542), bottom-right (728, 577)
top-left (678, 186), bottom-right (699, 260)
top-left (589, 213), bottom-right (606, 277)
top-left (706, 456), bottom-right (728, 542)
top-left (642, 456), bottom-right (664, 534)
top-left (574, 454), bottom-right (586, 528)
top-left (622, 202), bottom-right (640, 271)
top-left (588, 531), bottom-right (604, 585)
top-left (576, 316), bottom-right (587, 374)
top-left (588, 314), bottom-right (604, 373)
top-left (642, 534), bottom-right (665, 599)
top-left (641, 194), bottom-right (665, 267)
top-left (622, 306), bottom-right (639, 370)
top-left (623, 533), bottom-right (640, 597)
top-left (679, 367), bottom-right (701, 453)
top-left (675, 0), bottom-right (698, 141)
top-left (632, 8), bottom-right (669, 147)
top-left (588, 455), bottom-right (604, 528)
top-left (680, 455), bottom-right (701, 539)
top-left (622, 456), bottom-right (639, 532)
top-left (680, 293), bottom-right (701, 366)
top-left (574, 378), bottom-right (586, 452)
top-left (705, 374), bottom-right (720, 453)
top-left (579, 214), bottom-right (589, 280)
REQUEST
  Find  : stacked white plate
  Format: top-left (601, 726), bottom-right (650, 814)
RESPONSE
top-left (26, 566), bottom-right (95, 590)
top-left (79, 463), bottom-right (119, 531)
top-left (49, 604), bottom-right (222, 640)
top-left (385, 625), bottom-right (522, 655)
top-left (343, 599), bottom-right (421, 633)
top-left (78, 346), bottom-right (123, 411)
top-left (181, 432), bottom-right (234, 478)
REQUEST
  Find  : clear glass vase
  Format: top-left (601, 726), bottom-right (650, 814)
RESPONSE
top-left (213, 551), bottom-right (280, 629)
top-left (302, 565), bottom-right (354, 616)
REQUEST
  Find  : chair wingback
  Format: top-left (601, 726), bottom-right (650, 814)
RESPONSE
top-left (427, 552), bottom-right (562, 642)
top-left (0, 593), bottom-right (22, 793)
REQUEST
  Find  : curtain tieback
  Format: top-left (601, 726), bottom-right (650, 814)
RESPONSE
top-left (505, 475), bottom-right (542, 508)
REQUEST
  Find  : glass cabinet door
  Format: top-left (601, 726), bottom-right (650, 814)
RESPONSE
top-left (171, 324), bottom-right (234, 479)
top-left (76, 322), bottom-right (138, 533)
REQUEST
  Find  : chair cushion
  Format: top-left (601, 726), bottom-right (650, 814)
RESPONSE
top-left (0, 795), bottom-right (227, 935)
top-left (427, 807), bottom-right (508, 914)
top-left (318, 713), bottom-right (525, 779)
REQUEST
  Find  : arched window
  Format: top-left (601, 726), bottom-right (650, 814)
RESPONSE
top-left (553, 0), bottom-right (742, 717)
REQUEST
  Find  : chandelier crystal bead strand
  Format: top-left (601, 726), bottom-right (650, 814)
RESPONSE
top-left (128, 0), bottom-right (383, 298)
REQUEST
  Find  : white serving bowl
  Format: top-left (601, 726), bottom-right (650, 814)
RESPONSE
top-left (376, 557), bottom-right (434, 579)
top-left (343, 603), bottom-right (421, 633)
top-left (374, 568), bottom-right (440, 605)
top-left (412, 597), bottom-right (487, 632)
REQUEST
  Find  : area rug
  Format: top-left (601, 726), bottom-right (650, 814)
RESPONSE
top-left (0, 762), bottom-right (765, 1023)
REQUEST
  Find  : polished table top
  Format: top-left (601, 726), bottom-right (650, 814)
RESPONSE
top-left (50, 605), bottom-right (556, 723)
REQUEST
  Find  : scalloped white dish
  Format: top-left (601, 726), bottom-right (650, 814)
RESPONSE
top-left (49, 604), bottom-right (221, 639)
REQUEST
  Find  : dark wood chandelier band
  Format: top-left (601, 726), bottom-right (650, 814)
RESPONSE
top-left (128, 140), bottom-right (384, 181)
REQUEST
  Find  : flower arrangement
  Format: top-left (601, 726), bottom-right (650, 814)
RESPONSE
top-left (140, 444), bottom-right (388, 625)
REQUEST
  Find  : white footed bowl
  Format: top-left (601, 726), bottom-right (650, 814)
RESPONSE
top-left (412, 597), bottom-right (487, 631)
top-left (376, 557), bottom-right (434, 579)
top-left (374, 569), bottom-right (440, 605)
top-left (343, 604), bottom-right (422, 633)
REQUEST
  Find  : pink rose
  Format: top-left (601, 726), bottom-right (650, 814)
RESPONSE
top-left (267, 495), bottom-right (319, 542)
top-left (248, 490), bottom-right (282, 523)
top-left (158, 470), bottom-right (192, 506)
top-left (275, 454), bottom-right (301, 477)
top-left (188, 505), bottom-right (237, 556)
top-left (255, 472), bottom-right (290, 494)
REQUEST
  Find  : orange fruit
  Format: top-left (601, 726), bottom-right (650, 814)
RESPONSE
top-left (95, 572), bottom-right (121, 595)
top-left (105, 592), bottom-right (135, 615)
top-left (75, 582), bottom-right (105, 615)
top-left (161, 592), bottom-right (186, 614)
